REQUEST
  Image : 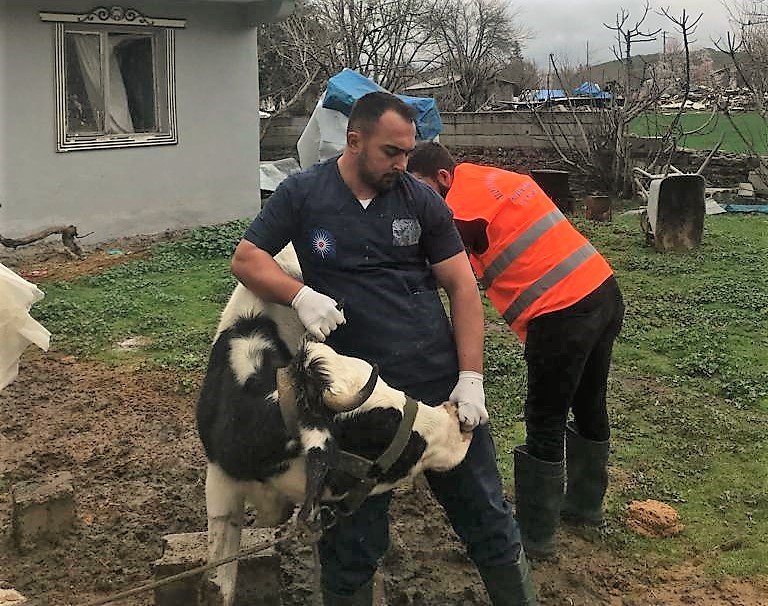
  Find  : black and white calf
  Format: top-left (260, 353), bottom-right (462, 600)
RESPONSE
top-left (196, 245), bottom-right (471, 605)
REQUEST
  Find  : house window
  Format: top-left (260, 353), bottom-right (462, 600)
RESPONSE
top-left (40, 7), bottom-right (185, 152)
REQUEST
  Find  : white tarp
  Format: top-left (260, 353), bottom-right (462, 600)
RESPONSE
top-left (0, 263), bottom-right (50, 391)
top-left (260, 157), bottom-right (302, 193)
top-left (296, 95), bottom-right (349, 170)
top-left (705, 198), bottom-right (727, 215)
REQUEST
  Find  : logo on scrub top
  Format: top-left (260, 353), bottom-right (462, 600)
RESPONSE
top-left (311, 228), bottom-right (336, 259)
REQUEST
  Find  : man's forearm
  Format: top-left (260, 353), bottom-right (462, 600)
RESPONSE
top-left (449, 284), bottom-right (485, 374)
top-left (231, 240), bottom-right (303, 305)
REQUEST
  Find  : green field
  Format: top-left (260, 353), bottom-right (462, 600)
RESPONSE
top-left (32, 213), bottom-right (768, 578)
top-left (631, 111), bottom-right (768, 153)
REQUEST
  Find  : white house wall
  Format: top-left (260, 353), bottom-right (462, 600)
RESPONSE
top-left (0, 0), bottom-right (262, 242)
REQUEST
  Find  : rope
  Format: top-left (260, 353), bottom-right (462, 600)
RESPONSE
top-left (71, 519), bottom-right (315, 606)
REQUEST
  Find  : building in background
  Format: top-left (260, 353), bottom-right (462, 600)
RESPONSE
top-left (0, 0), bottom-right (293, 242)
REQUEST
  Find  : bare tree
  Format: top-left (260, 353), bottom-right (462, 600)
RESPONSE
top-left (714, 1), bottom-right (768, 170)
top-left (505, 41), bottom-right (541, 93)
top-left (428, 0), bottom-right (527, 111)
top-left (258, 0), bottom-right (530, 116)
top-left (720, 0), bottom-right (768, 114)
top-left (258, 5), bottom-right (326, 120)
top-left (258, 0), bottom-right (443, 119)
top-left (316, 0), bottom-right (442, 91)
top-left (528, 3), bottom-right (703, 196)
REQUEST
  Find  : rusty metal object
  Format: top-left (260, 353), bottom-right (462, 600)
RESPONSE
top-left (584, 195), bottom-right (612, 222)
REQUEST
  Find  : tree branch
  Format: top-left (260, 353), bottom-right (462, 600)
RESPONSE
top-left (1, 225), bottom-right (86, 259)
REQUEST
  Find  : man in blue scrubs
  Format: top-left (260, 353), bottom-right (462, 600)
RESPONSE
top-left (232, 92), bottom-right (536, 606)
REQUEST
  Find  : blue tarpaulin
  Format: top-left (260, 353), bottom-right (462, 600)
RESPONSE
top-left (322, 68), bottom-right (443, 140)
top-left (723, 204), bottom-right (768, 213)
top-left (529, 89), bottom-right (567, 102)
top-left (573, 82), bottom-right (612, 99)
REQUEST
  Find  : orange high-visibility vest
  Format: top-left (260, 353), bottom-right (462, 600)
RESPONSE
top-left (446, 163), bottom-right (613, 341)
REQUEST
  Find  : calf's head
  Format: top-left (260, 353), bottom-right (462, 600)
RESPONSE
top-left (283, 341), bottom-right (471, 522)
top-left (280, 340), bottom-right (379, 523)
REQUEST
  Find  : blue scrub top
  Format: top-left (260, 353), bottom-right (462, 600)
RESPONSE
top-left (244, 158), bottom-right (464, 390)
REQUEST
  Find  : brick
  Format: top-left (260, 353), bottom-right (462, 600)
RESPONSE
top-left (11, 471), bottom-right (75, 549)
top-left (151, 529), bottom-right (282, 606)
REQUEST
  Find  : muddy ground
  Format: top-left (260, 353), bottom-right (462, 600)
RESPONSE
top-left (1, 240), bottom-right (767, 606)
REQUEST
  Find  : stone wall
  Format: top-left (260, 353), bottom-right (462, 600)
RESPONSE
top-left (260, 114), bottom-right (752, 194)
top-left (260, 110), bottom-right (602, 158)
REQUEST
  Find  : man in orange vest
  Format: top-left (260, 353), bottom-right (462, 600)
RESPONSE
top-left (408, 142), bottom-right (625, 559)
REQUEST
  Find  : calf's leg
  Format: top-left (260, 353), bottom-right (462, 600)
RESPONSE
top-left (206, 462), bottom-right (245, 606)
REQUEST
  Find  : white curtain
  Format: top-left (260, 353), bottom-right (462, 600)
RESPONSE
top-left (72, 33), bottom-right (134, 134)
top-left (72, 34), bottom-right (102, 128)
top-left (106, 36), bottom-right (134, 133)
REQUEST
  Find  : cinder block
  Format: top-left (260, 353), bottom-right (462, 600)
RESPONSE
top-left (0, 588), bottom-right (29, 605)
top-left (11, 471), bottom-right (75, 549)
top-left (151, 529), bottom-right (282, 606)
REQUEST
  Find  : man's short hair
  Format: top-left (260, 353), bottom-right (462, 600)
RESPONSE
top-left (407, 141), bottom-right (456, 177)
top-left (347, 92), bottom-right (416, 134)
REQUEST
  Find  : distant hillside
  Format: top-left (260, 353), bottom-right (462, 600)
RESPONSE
top-left (576, 47), bottom-right (733, 86)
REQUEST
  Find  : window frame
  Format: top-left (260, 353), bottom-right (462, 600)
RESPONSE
top-left (40, 6), bottom-right (185, 152)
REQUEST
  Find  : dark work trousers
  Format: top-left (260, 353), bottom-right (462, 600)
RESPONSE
top-left (319, 376), bottom-right (522, 596)
top-left (523, 276), bottom-right (625, 463)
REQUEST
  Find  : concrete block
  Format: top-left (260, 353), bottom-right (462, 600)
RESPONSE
top-left (739, 180), bottom-right (756, 198)
top-left (0, 588), bottom-right (29, 605)
top-left (11, 471), bottom-right (75, 549)
top-left (748, 170), bottom-right (768, 196)
top-left (151, 529), bottom-right (282, 606)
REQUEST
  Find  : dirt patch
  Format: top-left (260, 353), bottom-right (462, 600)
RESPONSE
top-left (626, 500), bottom-right (685, 538)
top-left (0, 230), bottom-right (185, 283)
top-left (2, 350), bottom-right (767, 605)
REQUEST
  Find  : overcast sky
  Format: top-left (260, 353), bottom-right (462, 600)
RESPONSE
top-left (519, 0), bottom-right (735, 67)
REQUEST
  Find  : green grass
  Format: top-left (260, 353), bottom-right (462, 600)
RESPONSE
top-left (32, 213), bottom-right (768, 577)
top-left (630, 111), bottom-right (768, 153)
top-left (484, 213), bottom-right (768, 577)
top-left (32, 220), bottom-right (248, 390)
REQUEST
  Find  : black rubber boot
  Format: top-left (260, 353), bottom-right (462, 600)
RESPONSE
top-left (513, 445), bottom-right (564, 559)
top-left (478, 548), bottom-right (538, 605)
top-left (561, 420), bottom-right (609, 526)
top-left (322, 576), bottom-right (373, 606)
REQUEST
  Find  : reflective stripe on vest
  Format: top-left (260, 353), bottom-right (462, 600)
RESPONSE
top-left (480, 209), bottom-right (566, 288)
top-left (502, 242), bottom-right (598, 324)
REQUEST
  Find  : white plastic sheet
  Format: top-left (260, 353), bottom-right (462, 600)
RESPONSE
top-left (259, 157), bottom-right (302, 193)
top-left (0, 263), bottom-right (51, 391)
top-left (296, 95), bottom-right (349, 170)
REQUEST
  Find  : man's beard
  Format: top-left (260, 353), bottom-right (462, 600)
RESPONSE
top-left (359, 153), bottom-right (400, 193)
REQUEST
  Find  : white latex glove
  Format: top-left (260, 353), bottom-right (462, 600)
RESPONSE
top-left (291, 285), bottom-right (345, 341)
top-left (449, 371), bottom-right (488, 431)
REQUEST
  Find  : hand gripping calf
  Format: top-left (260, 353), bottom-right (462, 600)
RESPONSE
top-left (291, 285), bottom-right (345, 341)
top-left (449, 371), bottom-right (488, 431)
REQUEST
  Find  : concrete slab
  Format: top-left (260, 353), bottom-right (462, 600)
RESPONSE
top-left (151, 528), bottom-right (282, 606)
top-left (11, 471), bottom-right (75, 549)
